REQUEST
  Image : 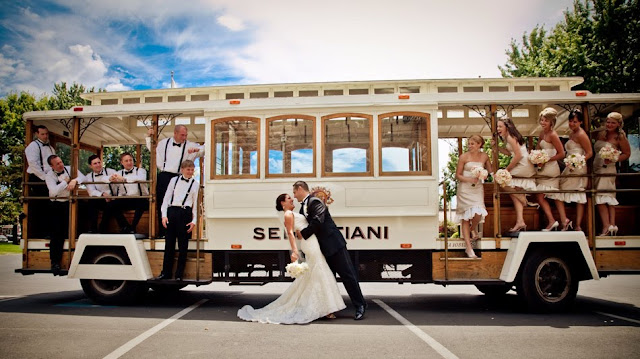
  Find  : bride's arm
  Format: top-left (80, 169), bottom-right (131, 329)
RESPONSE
top-left (284, 211), bottom-right (299, 262)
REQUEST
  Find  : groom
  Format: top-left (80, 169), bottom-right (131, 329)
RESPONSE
top-left (293, 181), bottom-right (367, 320)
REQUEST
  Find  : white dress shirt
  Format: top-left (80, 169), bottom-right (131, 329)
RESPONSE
top-left (85, 168), bottom-right (117, 197)
top-left (45, 166), bottom-right (85, 202)
top-left (146, 137), bottom-right (204, 174)
top-left (115, 167), bottom-right (149, 196)
top-left (161, 175), bottom-right (199, 222)
top-left (25, 139), bottom-right (56, 180)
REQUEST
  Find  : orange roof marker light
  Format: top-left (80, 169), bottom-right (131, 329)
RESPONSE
top-left (229, 100), bottom-right (241, 105)
top-left (73, 107), bottom-right (83, 111)
top-left (575, 91), bottom-right (588, 97)
top-left (400, 243), bottom-right (412, 249)
top-left (398, 94), bottom-right (410, 100)
top-left (231, 244), bottom-right (242, 249)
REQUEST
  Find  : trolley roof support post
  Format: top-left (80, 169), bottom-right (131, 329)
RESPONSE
top-left (22, 120), bottom-right (33, 269)
top-left (67, 116), bottom-right (81, 268)
top-left (149, 114), bottom-right (159, 244)
top-left (490, 104), bottom-right (502, 248)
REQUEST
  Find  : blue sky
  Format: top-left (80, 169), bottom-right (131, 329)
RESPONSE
top-left (0, 0), bottom-right (575, 96)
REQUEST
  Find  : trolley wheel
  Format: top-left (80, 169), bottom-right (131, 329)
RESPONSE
top-left (80, 251), bottom-right (148, 305)
top-left (475, 284), bottom-right (512, 296)
top-left (517, 250), bottom-right (578, 312)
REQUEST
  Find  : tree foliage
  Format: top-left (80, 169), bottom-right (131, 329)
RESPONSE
top-left (500, 0), bottom-right (640, 93)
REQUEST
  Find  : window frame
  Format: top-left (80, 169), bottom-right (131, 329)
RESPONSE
top-left (210, 116), bottom-right (261, 179)
top-left (265, 114), bottom-right (317, 178)
top-left (321, 112), bottom-right (374, 177)
top-left (378, 111), bottom-right (432, 176)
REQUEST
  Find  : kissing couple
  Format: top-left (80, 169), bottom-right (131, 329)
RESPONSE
top-left (238, 181), bottom-right (367, 324)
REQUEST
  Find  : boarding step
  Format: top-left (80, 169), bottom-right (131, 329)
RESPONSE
top-left (15, 268), bottom-right (68, 276)
top-left (433, 279), bottom-right (507, 285)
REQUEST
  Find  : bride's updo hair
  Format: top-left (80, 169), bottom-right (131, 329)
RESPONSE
top-left (275, 193), bottom-right (288, 211)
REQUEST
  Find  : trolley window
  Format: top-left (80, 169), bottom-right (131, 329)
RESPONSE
top-left (321, 113), bottom-right (373, 176)
top-left (379, 112), bottom-right (431, 176)
top-left (211, 117), bottom-right (260, 179)
top-left (266, 115), bottom-right (315, 177)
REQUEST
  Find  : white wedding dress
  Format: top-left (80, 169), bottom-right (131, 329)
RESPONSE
top-left (237, 211), bottom-right (346, 324)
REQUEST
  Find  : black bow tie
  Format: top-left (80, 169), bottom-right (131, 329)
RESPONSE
top-left (94, 172), bottom-right (103, 177)
top-left (172, 142), bottom-right (182, 147)
top-left (180, 177), bottom-right (190, 182)
top-left (124, 169), bottom-right (134, 175)
top-left (56, 171), bottom-right (65, 176)
top-left (37, 140), bottom-right (50, 146)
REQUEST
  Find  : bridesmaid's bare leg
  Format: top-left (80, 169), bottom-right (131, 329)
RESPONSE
top-left (509, 194), bottom-right (526, 231)
top-left (609, 205), bottom-right (616, 228)
top-left (597, 204), bottom-right (610, 235)
top-left (470, 214), bottom-right (481, 239)
top-left (536, 193), bottom-right (555, 229)
top-left (460, 219), bottom-right (471, 241)
top-left (555, 200), bottom-right (569, 230)
top-left (575, 203), bottom-right (585, 231)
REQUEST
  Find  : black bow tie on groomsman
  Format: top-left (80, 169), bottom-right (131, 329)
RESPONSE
top-left (180, 176), bottom-right (190, 182)
top-left (124, 169), bottom-right (134, 174)
top-left (172, 142), bottom-right (182, 147)
top-left (56, 171), bottom-right (65, 176)
top-left (94, 172), bottom-right (103, 177)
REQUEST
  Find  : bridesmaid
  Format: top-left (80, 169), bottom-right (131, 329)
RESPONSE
top-left (593, 112), bottom-right (630, 236)
top-left (495, 117), bottom-right (536, 233)
top-left (533, 108), bottom-right (565, 231)
top-left (456, 135), bottom-right (493, 258)
top-left (558, 110), bottom-right (592, 232)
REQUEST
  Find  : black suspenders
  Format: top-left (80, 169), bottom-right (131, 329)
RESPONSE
top-left (92, 171), bottom-right (114, 196)
top-left (162, 139), bottom-right (187, 172)
top-left (55, 167), bottom-right (70, 185)
top-left (119, 169), bottom-right (142, 195)
top-left (170, 176), bottom-right (195, 207)
top-left (35, 140), bottom-right (51, 171)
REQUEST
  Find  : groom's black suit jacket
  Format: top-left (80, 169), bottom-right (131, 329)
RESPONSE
top-left (300, 196), bottom-right (346, 257)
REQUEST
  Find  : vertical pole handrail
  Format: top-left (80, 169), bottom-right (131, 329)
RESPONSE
top-left (149, 115), bottom-right (159, 247)
top-left (442, 181), bottom-right (449, 281)
top-left (490, 104), bottom-right (501, 247)
top-left (22, 120), bottom-right (33, 269)
top-left (67, 117), bottom-right (80, 269)
top-left (196, 158), bottom-right (205, 281)
top-left (582, 102), bottom-right (597, 263)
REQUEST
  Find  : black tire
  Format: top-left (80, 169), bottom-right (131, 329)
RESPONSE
top-left (517, 250), bottom-right (578, 312)
top-left (476, 284), bottom-right (512, 296)
top-left (80, 251), bottom-right (148, 305)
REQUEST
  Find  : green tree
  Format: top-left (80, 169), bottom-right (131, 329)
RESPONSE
top-left (500, 0), bottom-right (640, 93)
top-left (0, 92), bottom-right (49, 224)
top-left (47, 82), bottom-right (92, 110)
top-left (102, 145), bottom-right (151, 173)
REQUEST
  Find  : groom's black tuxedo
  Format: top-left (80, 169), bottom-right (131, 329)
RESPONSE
top-left (300, 195), bottom-right (365, 308)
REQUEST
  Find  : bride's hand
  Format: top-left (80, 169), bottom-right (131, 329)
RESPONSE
top-left (290, 251), bottom-right (299, 262)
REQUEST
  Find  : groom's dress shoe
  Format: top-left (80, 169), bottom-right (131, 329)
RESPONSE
top-left (354, 305), bottom-right (366, 320)
top-left (155, 273), bottom-right (169, 280)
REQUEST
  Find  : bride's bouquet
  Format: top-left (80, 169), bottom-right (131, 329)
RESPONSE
top-left (494, 169), bottom-right (512, 188)
top-left (563, 153), bottom-right (586, 171)
top-left (528, 150), bottom-right (550, 171)
top-left (470, 166), bottom-right (488, 187)
top-left (598, 144), bottom-right (621, 168)
top-left (286, 261), bottom-right (309, 278)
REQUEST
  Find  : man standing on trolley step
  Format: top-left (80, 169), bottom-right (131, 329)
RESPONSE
top-left (25, 125), bottom-right (55, 237)
top-left (146, 125), bottom-right (203, 238)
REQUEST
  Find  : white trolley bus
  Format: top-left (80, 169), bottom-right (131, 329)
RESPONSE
top-left (18, 77), bottom-right (640, 311)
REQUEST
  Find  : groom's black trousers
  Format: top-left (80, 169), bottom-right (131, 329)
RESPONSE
top-left (325, 247), bottom-right (366, 308)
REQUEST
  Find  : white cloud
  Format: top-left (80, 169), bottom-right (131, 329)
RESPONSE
top-left (217, 14), bottom-right (245, 31)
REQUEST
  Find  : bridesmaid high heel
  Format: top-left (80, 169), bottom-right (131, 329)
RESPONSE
top-left (542, 221), bottom-right (559, 232)
top-left (465, 248), bottom-right (478, 258)
top-left (561, 219), bottom-right (573, 231)
top-left (508, 224), bottom-right (527, 232)
top-left (609, 225), bottom-right (619, 236)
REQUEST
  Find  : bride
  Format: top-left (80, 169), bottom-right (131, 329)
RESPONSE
top-left (237, 193), bottom-right (346, 324)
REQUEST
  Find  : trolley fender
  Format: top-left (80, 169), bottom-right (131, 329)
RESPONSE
top-left (499, 231), bottom-right (599, 283)
top-left (68, 234), bottom-right (153, 281)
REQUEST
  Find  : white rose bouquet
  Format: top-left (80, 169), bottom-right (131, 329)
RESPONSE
top-left (286, 261), bottom-right (309, 278)
top-left (598, 144), bottom-right (621, 168)
top-left (563, 153), bottom-right (586, 171)
top-left (494, 169), bottom-right (512, 188)
top-left (528, 150), bottom-right (550, 171)
top-left (470, 166), bottom-right (488, 187)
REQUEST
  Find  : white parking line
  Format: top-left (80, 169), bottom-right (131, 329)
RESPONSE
top-left (103, 298), bottom-right (208, 359)
top-left (373, 299), bottom-right (459, 359)
top-left (595, 311), bottom-right (640, 325)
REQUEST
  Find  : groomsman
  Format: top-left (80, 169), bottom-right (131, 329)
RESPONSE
top-left (84, 154), bottom-right (117, 233)
top-left (44, 155), bottom-right (84, 275)
top-left (146, 125), bottom-right (203, 237)
top-left (109, 152), bottom-right (149, 234)
top-left (156, 160), bottom-right (199, 281)
top-left (24, 125), bottom-right (55, 237)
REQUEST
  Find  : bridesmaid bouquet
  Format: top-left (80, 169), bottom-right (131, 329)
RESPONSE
top-left (598, 144), bottom-right (621, 168)
top-left (528, 150), bottom-right (550, 171)
top-left (470, 166), bottom-right (488, 187)
top-left (494, 169), bottom-right (512, 187)
top-left (286, 261), bottom-right (309, 278)
top-left (563, 153), bottom-right (586, 171)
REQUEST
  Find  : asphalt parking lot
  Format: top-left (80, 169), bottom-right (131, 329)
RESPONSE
top-left (1, 254), bottom-right (639, 359)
